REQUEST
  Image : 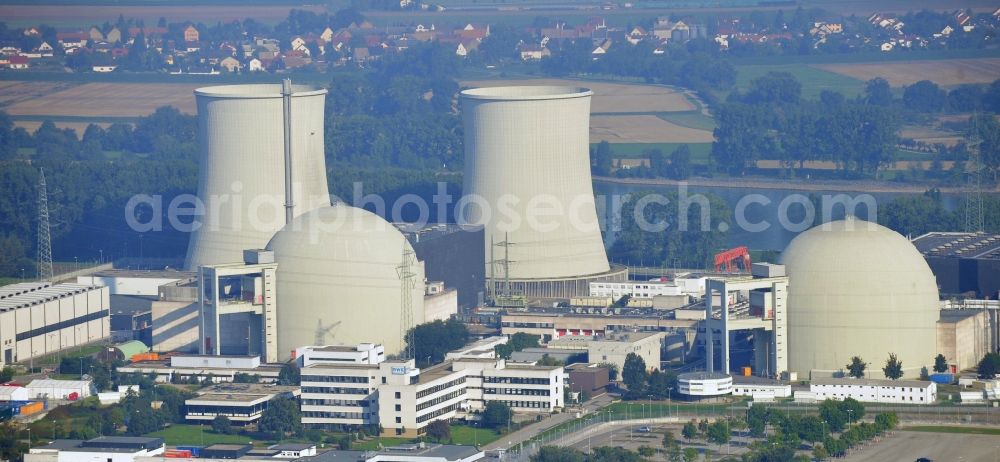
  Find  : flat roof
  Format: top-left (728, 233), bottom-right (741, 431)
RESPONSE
top-left (913, 232), bottom-right (1000, 260)
top-left (418, 362), bottom-right (458, 384)
top-left (91, 269), bottom-right (195, 279)
top-left (0, 283), bottom-right (102, 312)
top-left (811, 377), bottom-right (933, 388)
top-left (678, 372), bottom-right (730, 381)
top-left (732, 375), bottom-right (787, 386)
top-left (189, 393), bottom-right (267, 403)
top-left (303, 363), bottom-right (378, 371)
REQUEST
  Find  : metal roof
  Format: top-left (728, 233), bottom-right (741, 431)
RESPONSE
top-left (0, 283), bottom-right (101, 312)
top-left (113, 340), bottom-right (149, 359)
top-left (912, 231), bottom-right (1000, 260)
top-left (811, 377), bottom-right (934, 388)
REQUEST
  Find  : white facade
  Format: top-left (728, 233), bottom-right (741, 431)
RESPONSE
top-left (300, 342), bottom-right (562, 436)
top-left (301, 362), bottom-right (381, 427)
top-left (171, 354), bottom-right (260, 369)
top-left (810, 378), bottom-right (937, 405)
top-left (0, 283), bottom-right (110, 368)
top-left (588, 332), bottom-right (664, 373)
top-left (185, 84), bottom-right (331, 270)
top-left (731, 383), bottom-right (792, 399)
top-left (26, 379), bottom-right (93, 399)
top-left (27, 437), bottom-right (164, 462)
top-left (590, 281), bottom-right (681, 299)
top-left (297, 343), bottom-right (386, 367)
top-left (677, 372), bottom-right (732, 397)
top-left (460, 86), bottom-right (610, 280)
top-left (445, 336), bottom-right (506, 360)
top-left (185, 383), bottom-right (300, 423)
top-left (0, 385), bottom-right (29, 401)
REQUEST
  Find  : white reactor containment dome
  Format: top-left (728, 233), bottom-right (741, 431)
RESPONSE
top-left (460, 86), bottom-right (610, 279)
top-left (185, 84), bottom-right (331, 270)
top-left (267, 203), bottom-right (425, 360)
top-left (780, 218), bottom-right (938, 379)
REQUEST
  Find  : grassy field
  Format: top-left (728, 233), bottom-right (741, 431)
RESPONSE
top-left (30, 344), bottom-right (106, 366)
top-left (655, 111), bottom-right (717, 131)
top-left (449, 424), bottom-right (501, 446)
top-left (817, 58), bottom-right (1000, 87)
top-left (352, 437), bottom-right (412, 450)
top-left (733, 63), bottom-right (866, 100)
top-left (146, 424), bottom-right (261, 446)
top-left (903, 425), bottom-right (1000, 436)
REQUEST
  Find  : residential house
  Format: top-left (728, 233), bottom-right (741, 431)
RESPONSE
top-left (106, 27), bottom-right (122, 44)
top-left (88, 27), bottom-right (104, 41)
top-left (955, 11), bottom-right (971, 26)
top-left (591, 38), bottom-right (611, 58)
top-left (282, 55), bottom-right (311, 70)
top-left (184, 25), bottom-right (200, 42)
top-left (9, 55), bottom-right (29, 69)
top-left (353, 47), bottom-right (370, 65)
top-left (219, 56), bottom-right (241, 72)
top-left (291, 36), bottom-right (307, 51)
top-left (248, 58), bottom-right (264, 72)
top-left (880, 41), bottom-right (894, 51)
top-left (455, 40), bottom-right (479, 57)
top-left (519, 44), bottom-right (550, 61)
top-left (92, 65), bottom-right (117, 72)
top-left (625, 26), bottom-right (646, 45)
top-left (23, 27), bottom-right (40, 37)
top-left (457, 23), bottom-right (490, 40)
top-left (37, 42), bottom-right (54, 57)
top-left (320, 27), bottom-right (334, 42)
top-left (939, 25), bottom-right (954, 37)
top-left (57, 32), bottom-right (88, 50)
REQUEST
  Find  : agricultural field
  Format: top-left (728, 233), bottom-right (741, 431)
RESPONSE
top-left (590, 114), bottom-right (713, 143)
top-left (0, 4), bottom-right (324, 27)
top-left (733, 63), bottom-right (867, 99)
top-left (816, 58), bottom-right (1000, 87)
top-left (4, 82), bottom-right (199, 118)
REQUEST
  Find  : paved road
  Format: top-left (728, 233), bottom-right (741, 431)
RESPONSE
top-left (483, 394), bottom-right (614, 451)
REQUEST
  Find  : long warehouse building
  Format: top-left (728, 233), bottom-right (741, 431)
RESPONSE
top-left (0, 282), bottom-right (110, 367)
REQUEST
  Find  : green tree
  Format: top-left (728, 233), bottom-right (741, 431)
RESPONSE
top-left (682, 447), bottom-right (698, 462)
top-left (647, 369), bottom-right (677, 400)
top-left (531, 446), bottom-right (585, 462)
top-left (277, 363), bottom-right (300, 385)
top-left (259, 397), bottom-right (302, 438)
top-left (232, 373), bottom-right (260, 383)
top-left (883, 353), bottom-right (904, 380)
top-left (0, 367), bottom-right (13, 383)
top-left (425, 419), bottom-right (451, 442)
top-left (977, 352), bottom-right (1000, 379)
top-left (637, 446), bottom-right (655, 457)
top-left (662, 430), bottom-right (677, 449)
top-left (407, 319), bottom-right (469, 366)
top-left (846, 356), bottom-right (867, 379)
top-left (933, 354), bottom-right (949, 374)
top-left (743, 71), bottom-right (801, 105)
top-left (482, 401), bottom-right (512, 430)
top-left (669, 145), bottom-right (693, 180)
top-left (797, 415), bottom-right (826, 443)
top-left (591, 141), bottom-right (614, 177)
top-left (812, 444), bottom-right (829, 461)
top-left (746, 404), bottom-right (769, 437)
top-left (819, 400), bottom-right (847, 432)
top-left (705, 420), bottom-right (730, 446)
top-left (903, 80), bottom-right (947, 113)
top-left (681, 421), bottom-right (698, 441)
top-left (840, 398), bottom-right (866, 425)
top-left (621, 353), bottom-right (648, 395)
top-left (864, 78), bottom-right (893, 106)
top-left (211, 415), bottom-right (233, 435)
top-left (496, 333), bottom-right (541, 359)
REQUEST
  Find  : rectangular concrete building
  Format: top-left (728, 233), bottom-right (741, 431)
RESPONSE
top-left (0, 282), bottom-right (110, 367)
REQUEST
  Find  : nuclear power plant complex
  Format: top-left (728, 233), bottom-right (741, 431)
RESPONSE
top-left (8, 79), bottom-right (999, 453)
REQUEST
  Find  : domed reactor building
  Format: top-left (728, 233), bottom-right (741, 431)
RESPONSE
top-left (460, 86), bottom-right (627, 302)
top-left (781, 218), bottom-right (939, 379)
top-left (267, 204), bottom-right (426, 360)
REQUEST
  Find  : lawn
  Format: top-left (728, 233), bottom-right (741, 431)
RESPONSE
top-left (146, 424), bottom-right (260, 446)
top-left (450, 424), bottom-right (500, 446)
top-left (31, 344), bottom-right (106, 366)
top-left (733, 64), bottom-right (866, 100)
top-left (655, 111), bottom-right (717, 132)
top-left (903, 425), bottom-right (1000, 436)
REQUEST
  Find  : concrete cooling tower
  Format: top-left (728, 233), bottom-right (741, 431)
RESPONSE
top-left (267, 203), bottom-right (426, 360)
top-left (185, 84), bottom-right (331, 269)
top-left (460, 86), bottom-right (626, 299)
top-left (780, 218), bottom-right (939, 379)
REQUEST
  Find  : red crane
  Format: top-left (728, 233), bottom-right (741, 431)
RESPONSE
top-left (714, 246), bottom-right (752, 273)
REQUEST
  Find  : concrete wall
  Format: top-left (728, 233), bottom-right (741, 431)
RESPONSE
top-left (151, 301), bottom-right (199, 353)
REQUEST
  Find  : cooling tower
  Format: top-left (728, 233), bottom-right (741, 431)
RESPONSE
top-left (185, 84), bottom-right (331, 269)
top-left (460, 86), bottom-right (624, 298)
